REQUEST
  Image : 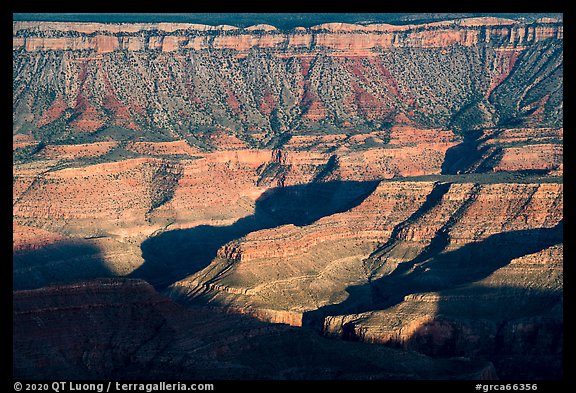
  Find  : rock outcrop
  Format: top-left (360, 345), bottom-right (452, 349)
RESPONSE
top-left (13, 18), bottom-right (562, 53)
top-left (13, 278), bottom-right (499, 380)
top-left (13, 16), bottom-right (563, 381)
top-left (320, 244), bottom-right (563, 380)
top-left (13, 18), bottom-right (562, 140)
top-left (173, 181), bottom-right (562, 314)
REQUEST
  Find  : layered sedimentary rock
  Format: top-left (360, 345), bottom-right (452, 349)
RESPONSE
top-left (16, 123), bottom-right (561, 290)
top-left (13, 17), bottom-right (562, 142)
top-left (13, 18), bottom-right (562, 53)
top-left (168, 178), bottom-right (562, 379)
top-left (486, 128), bottom-right (563, 173)
top-left (12, 126), bottom-right (465, 289)
top-left (13, 278), bottom-right (498, 380)
top-left (172, 181), bottom-right (562, 312)
top-left (321, 244), bottom-right (563, 380)
top-left (13, 16), bottom-right (563, 380)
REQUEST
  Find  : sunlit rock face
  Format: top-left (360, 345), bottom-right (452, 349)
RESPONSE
top-left (13, 15), bottom-right (562, 380)
top-left (13, 278), bottom-right (500, 380)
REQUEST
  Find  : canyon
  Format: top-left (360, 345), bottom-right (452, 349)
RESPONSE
top-left (13, 278), bottom-right (498, 379)
top-left (13, 14), bottom-right (562, 381)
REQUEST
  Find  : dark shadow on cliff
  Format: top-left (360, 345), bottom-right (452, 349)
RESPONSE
top-left (130, 180), bottom-right (380, 290)
top-left (303, 220), bottom-right (563, 329)
top-left (13, 277), bottom-right (496, 380)
top-left (441, 130), bottom-right (504, 174)
top-left (401, 284), bottom-right (563, 380)
top-left (13, 240), bottom-right (113, 290)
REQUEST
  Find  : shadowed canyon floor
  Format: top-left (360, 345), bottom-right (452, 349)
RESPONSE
top-left (13, 15), bottom-right (563, 380)
top-left (304, 221), bottom-right (563, 321)
top-left (130, 180), bottom-right (380, 289)
top-left (13, 278), bottom-right (498, 380)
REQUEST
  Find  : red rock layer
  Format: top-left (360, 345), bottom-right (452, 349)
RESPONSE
top-left (13, 158), bottom-right (177, 239)
top-left (494, 144), bottom-right (562, 172)
top-left (174, 181), bottom-right (562, 320)
top-left (13, 224), bottom-right (67, 252)
top-left (125, 140), bottom-right (202, 156)
top-left (13, 19), bottom-right (563, 54)
top-left (13, 121), bottom-right (562, 277)
top-left (13, 278), bottom-right (498, 380)
top-left (39, 142), bottom-right (118, 160)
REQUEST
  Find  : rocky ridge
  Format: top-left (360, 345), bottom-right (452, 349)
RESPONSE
top-left (13, 17), bottom-right (563, 380)
top-left (13, 18), bottom-right (562, 141)
top-left (13, 18), bottom-right (562, 53)
top-left (14, 278), bottom-right (498, 380)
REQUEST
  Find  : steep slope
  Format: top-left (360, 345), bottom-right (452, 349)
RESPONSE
top-left (13, 278), bottom-right (498, 380)
top-left (172, 182), bottom-right (562, 316)
top-left (13, 16), bottom-right (563, 381)
top-left (320, 244), bottom-right (563, 380)
top-left (13, 18), bottom-right (562, 145)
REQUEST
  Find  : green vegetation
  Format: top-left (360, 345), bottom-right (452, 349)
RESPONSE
top-left (490, 41), bottom-right (563, 127)
top-left (13, 36), bottom-right (563, 145)
top-left (13, 141), bottom-right (45, 163)
top-left (449, 97), bottom-right (498, 135)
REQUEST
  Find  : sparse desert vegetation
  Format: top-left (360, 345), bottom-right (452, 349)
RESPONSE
top-left (13, 15), bottom-right (562, 381)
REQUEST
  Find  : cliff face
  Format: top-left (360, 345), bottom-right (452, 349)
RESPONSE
top-left (13, 278), bottom-right (498, 380)
top-left (13, 18), bottom-right (562, 53)
top-left (13, 18), bottom-right (562, 141)
top-left (14, 125), bottom-right (561, 290)
top-left (321, 244), bottom-right (563, 380)
top-left (13, 17), bottom-right (562, 381)
top-left (172, 181), bottom-right (562, 313)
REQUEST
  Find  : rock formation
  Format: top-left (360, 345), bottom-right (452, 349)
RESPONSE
top-left (14, 278), bottom-right (498, 380)
top-left (13, 18), bottom-right (562, 140)
top-left (13, 15), bottom-right (563, 380)
top-left (13, 18), bottom-right (562, 53)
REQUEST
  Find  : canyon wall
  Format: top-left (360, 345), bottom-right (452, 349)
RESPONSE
top-left (13, 18), bottom-right (563, 141)
top-left (13, 17), bottom-right (563, 380)
top-left (173, 181), bottom-right (562, 313)
top-left (14, 278), bottom-right (498, 380)
top-left (13, 18), bottom-right (562, 53)
top-left (14, 125), bottom-right (562, 290)
top-left (321, 244), bottom-right (563, 379)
